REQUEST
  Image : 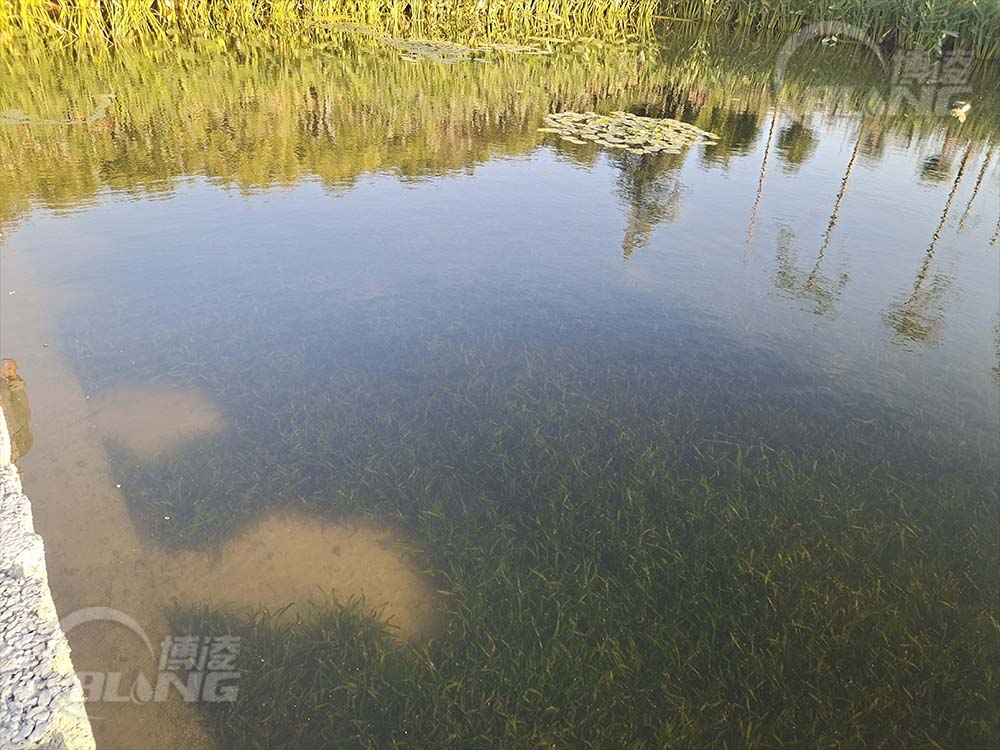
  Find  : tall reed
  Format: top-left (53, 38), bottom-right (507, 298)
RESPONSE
top-left (2, 1), bottom-right (999, 58)
top-left (658, 0), bottom-right (1000, 58)
top-left (0, 0), bottom-right (660, 43)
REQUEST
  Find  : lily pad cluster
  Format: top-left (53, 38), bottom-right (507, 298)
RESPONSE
top-left (389, 38), bottom-right (552, 63)
top-left (539, 110), bottom-right (719, 154)
top-left (322, 22), bottom-right (551, 63)
top-left (386, 38), bottom-right (481, 64)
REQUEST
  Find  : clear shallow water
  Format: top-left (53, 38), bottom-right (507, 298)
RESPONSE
top-left (1, 28), bottom-right (998, 750)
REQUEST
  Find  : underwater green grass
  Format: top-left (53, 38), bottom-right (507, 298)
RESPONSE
top-left (117, 300), bottom-right (999, 747)
top-left (9, 24), bottom-right (997, 749)
top-left (166, 391), bottom-right (998, 747)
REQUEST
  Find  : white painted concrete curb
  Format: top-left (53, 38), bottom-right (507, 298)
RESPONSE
top-left (0, 406), bottom-right (96, 750)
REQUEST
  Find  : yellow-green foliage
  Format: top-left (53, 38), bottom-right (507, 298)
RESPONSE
top-left (656, 0), bottom-right (1000, 58)
top-left (1, 30), bottom-right (997, 230)
top-left (0, 0), bottom-right (659, 43)
top-left (2, 0), bottom-right (999, 58)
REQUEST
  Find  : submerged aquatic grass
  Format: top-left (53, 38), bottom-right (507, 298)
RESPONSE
top-left (5, 20), bottom-right (998, 750)
top-left (112, 292), bottom-right (999, 747)
top-left (164, 373), bottom-right (999, 747)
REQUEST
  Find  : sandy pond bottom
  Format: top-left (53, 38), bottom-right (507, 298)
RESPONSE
top-left (64, 507), bottom-right (439, 750)
top-left (87, 384), bottom-right (438, 637)
top-left (2, 260), bottom-right (439, 750)
top-left (40, 383), bottom-right (439, 749)
top-left (88, 386), bottom-right (227, 463)
top-left (161, 513), bottom-right (441, 640)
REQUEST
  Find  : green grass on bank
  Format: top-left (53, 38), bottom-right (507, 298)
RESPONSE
top-left (659, 0), bottom-right (1000, 57)
top-left (2, 0), bottom-right (999, 57)
top-left (0, 0), bottom-right (658, 44)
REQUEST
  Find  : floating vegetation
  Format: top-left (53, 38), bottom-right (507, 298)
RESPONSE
top-left (378, 35), bottom-right (552, 63)
top-left (313, 21), bottom-right (381, 35)
top-left (478, 42), bottom-right (553, 55)
top-left (386, 38), bottom-right (479, 64)
top-left (310, 19), bottom-right (555, 62)
top-left (0, 94), bottom-right (113, 126)
top-left (540, 110), bottom-right (718, 154)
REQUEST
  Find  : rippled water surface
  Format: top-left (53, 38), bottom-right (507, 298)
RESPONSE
top-left (1, 27), bottom-right (998, 749)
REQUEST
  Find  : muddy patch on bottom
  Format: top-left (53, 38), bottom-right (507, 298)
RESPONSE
top-left (159, 514), bottom-right (440, 641)
top-left (89, 385), bottom-right (226, 462)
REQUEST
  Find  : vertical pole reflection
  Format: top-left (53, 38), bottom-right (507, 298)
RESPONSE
top-left (957, 147), bottom-right (993, 232)
top-left (816, 119), bottom-right (865, 264)
top-left (746, 105), bottom-right (779, 248)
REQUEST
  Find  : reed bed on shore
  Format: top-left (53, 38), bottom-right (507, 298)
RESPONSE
top-left (0, 0), bottom-right (659, 44)
top-left (2, 0), bottom-right (999, 58)
top-left (655, 0), bottom-right (1000, 57)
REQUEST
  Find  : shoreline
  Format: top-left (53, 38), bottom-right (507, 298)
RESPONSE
top-left (0, 404), bottom-right (96, 750)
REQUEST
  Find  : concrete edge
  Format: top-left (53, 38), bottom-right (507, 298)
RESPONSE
top-left (0, 405), bottom-right (96, 750)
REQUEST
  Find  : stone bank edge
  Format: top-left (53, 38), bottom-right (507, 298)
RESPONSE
top-left (0, 406), bottom-right (96, 750)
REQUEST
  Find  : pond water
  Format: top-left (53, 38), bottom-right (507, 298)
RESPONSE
top-left (1, 26), bottom-right (998, 750)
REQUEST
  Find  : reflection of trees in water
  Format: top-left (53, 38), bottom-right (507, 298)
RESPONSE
top-left (2, 30), bottom-right (998, 267)
top-left (919, 133), bottom-right (964, 182)
top-left (611, 85), bottom-right (783, 257)
top-left (884, 143), bottom-right (972, 348)
top-left (648, 90), bottom-right (766, 168)
top-left (742, 103), bottom-right (822, 249)
top-left (698, 108), bottom-right (764, 166)
top-left (884, 273), bottom-right (952, 347)
top-left (775, 119), bottom-right (817, 173)
top-left (613, 152), bottom-right (683, 257)
top-left (773, 226), bottom-right (848, 316)
top-left (859, 120), bottom-right (888, 161)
